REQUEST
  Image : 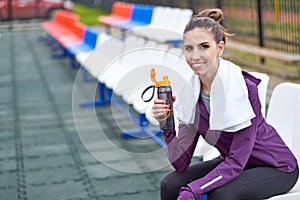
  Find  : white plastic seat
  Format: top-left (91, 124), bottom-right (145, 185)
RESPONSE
top-left (249, 71), bottom-right (270, 117)
top-left (265, 82), bottom-right (300, 199)
top-left (110, 40), bottom-right (161, 93)
top-left (76, 32), bottom-right (112, 67)
top-left (266, 82), bottom-right (300, 151)
top-left (165, 8), bottom-right (193, 33)
top-left (98, 35), bottom-right (146, 85)
top-left (132, 7), bottom-right (192, 43)
top-left (176, 9), bottom-right (194, 33)
top-left (143, 6), bottom-right (166, 28)
top-left (127, 48), bottom-right (191, 108)
top-left (114, 45), bottom-right (170, 104)
top-left (78, 36), bottom-right (124, 79)
top-left (106, 43), bottom-right (169, 100)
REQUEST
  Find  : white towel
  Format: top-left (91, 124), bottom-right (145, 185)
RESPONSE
top-left (175, 58), bottom-right (255, 132)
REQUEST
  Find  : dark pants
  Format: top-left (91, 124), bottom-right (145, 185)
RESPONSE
top-left (161, 158), bottom-right (299, 200)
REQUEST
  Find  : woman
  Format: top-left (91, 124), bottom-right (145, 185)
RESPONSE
top-left (152, 8), bottom-right (298, 200)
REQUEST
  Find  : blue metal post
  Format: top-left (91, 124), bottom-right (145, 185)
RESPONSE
top-left (81, 68), bottom-right (97, 83)
top-left (80, 83), bottom-right (111, 107)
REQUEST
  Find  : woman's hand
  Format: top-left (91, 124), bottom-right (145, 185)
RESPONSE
top-left (152, 96), bottom-right (176, 122)
top-left (177, 186), bottom-right (197, 200)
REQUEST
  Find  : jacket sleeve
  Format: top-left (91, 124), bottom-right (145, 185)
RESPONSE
top-left (163, 123), bottom-right (200, 172)
top-left (188, 83), bottom-right (261, 198)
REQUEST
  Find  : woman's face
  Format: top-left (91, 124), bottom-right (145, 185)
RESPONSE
top-left (183, 27), bottom-right (224, 77)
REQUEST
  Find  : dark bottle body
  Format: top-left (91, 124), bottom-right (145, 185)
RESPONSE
top-left (157, 86), bottom-right (175, 130)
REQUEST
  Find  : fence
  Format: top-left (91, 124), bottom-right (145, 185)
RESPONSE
top-left (73, 0), bottom-right (300, 55)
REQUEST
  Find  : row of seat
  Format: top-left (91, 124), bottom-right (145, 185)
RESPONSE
top-left (42, 10), bottom-right (110, 64)
top-left (69, 32), bottom-right (193, 148)
top-left (42, 10), bottom-right (84, 49)
top-left (98, 1), bottom-right (193, 45)
top-left (41, 9), bottom-right (172, 148)
top-left (76, 33), bottom-right (193, 128)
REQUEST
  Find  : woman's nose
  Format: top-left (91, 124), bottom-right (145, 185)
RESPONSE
top-left (192, 49), bottom-right (202, 60)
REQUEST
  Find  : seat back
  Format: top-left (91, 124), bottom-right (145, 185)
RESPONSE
top-left (147, 6), bottom-right (165, 27)
top-left (70, 22), bottom-right (86, 40)
top-left (266, 82), bottom-right (300, 199)
top-left (83, 28), bottom-right (98, 49)
top-left (130, 4), bottom-right (154, 24)
top-left (266, 82), bottom-right (300, 152)
top-left (56, 10), bottom-right (79, 27)
top-left (115, 2), bottom-right (133, 19)
top-left (176, 8), bottom-right (193, 32)
top-left (293, 96), bottom-right (300, 159)
top-left (85, 37), bottom-right (125, 78)
top-left (248, 71), bottom-right (270, 117)
top-left (96, 33), bottom-right (111, 47)
top-left (123, 35), bottom-right (146, 52)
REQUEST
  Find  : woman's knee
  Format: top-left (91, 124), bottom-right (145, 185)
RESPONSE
top-left (160, 173), bottom-right (181, 200)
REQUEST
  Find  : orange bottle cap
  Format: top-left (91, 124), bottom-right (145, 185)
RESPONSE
top-left (150, 68), bottom-right (170, 87)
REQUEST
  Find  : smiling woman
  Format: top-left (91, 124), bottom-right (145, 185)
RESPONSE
top-left (152, 8), bottom-right (299, 200)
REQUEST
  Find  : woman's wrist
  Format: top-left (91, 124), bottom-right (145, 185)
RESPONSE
top-left (163, 129), bottom-right (176, 143)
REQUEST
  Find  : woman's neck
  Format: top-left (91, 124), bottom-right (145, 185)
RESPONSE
top-left (200, 79), bottom-right (211, 94)
top-left (200, 58), bottom-right (220, 94)
top-left (199, 69), bottom-right (218, 94)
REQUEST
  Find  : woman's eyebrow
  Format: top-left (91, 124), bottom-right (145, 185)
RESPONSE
top-left (198, 41), bottom-right (210, 46)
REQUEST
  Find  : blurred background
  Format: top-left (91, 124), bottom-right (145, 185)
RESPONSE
top-left (1, 0), bottom-right (299, 54)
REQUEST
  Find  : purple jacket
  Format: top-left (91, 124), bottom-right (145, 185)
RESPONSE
top-left (163, 71), bottom-right (298, 197)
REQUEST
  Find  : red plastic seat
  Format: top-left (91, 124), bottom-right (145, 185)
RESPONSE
top-left (42, 10), bottom-right (79, 40)
top-left (98, 1), bottom-right (133, 26)
top-left (57, 22), bottom-right (86, 48)
top-left (42, 10), bottom-right (86, 48)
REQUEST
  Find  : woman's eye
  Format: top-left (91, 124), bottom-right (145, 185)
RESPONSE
top-left (185, 46), bottom-right (192, 51)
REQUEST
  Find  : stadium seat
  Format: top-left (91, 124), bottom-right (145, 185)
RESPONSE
top-left (98, 1), bottom-right (133, 26)
top-left (266, 82), bottom-right (300, 199)
top-left (67, 28), bottom-right (99, 58)
top-left (114, 4), bottom-right (155, 30)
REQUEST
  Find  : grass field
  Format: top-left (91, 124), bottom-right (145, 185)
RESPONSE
top-left (73, 3), bottom-right (108, 26)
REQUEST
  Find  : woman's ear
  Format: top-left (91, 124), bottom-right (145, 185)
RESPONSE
top-left (218, 41), bottom-right (225, 57)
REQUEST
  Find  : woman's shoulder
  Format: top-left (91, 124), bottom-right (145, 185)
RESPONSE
top-left (242, 71), bottom-right (261, 87)
top-left (241, 71), bottom-right (261, 98)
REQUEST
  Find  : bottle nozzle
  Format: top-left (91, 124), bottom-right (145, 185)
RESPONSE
top-left (150, 68), bottom-right (157, 84)
top-left (150, 68), bottom-right (170, 87)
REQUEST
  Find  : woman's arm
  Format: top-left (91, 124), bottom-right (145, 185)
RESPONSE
top-left (164, 123), bottom-right (200, 172)
top-left (153, 98), bottom-right (201, 172)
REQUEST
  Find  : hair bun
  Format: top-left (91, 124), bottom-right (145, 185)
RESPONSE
top-left (197, 8), bottom-right (223, 23)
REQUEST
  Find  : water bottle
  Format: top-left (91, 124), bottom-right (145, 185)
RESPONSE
top-left (150, 68), bottom-right (175, 130)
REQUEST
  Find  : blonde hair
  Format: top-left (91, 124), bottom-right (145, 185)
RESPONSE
top-left (184, 8), bottom-right (231, 44)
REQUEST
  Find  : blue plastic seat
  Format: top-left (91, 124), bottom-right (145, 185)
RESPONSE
top-left (67, 28), bottom-right (98, 58)
top-left (115, 4), bottom-right (154, 30)
top-left (200, 194), bottom-right (207, 200)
